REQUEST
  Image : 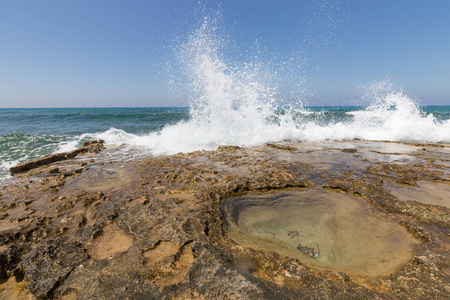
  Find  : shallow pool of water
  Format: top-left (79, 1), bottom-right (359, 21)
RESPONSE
top-left (221, 188), bottom-right (416, 276)
top-left (384, 181), bottom-right (450, 208)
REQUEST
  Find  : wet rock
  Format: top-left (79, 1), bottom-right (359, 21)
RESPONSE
top-left (10, 140), bottom-right (105, 175)
top-left (0, 140), bottom-right (449, 299)
top-left (266, 143), bottom-right (297, 151)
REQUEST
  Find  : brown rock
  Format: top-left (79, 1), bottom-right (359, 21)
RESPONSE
top-left (0, 140), bottom-right (448, 299)
top-left (9, 140), bottom-right (105, 175)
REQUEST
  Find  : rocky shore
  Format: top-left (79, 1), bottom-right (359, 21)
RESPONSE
top-left (1, 140), bottom-right (449, 299)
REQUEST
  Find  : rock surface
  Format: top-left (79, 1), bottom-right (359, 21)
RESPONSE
top-left (9, 140), bottom-right (105, 175)
top-left (0, 140), bottom-right (449, 299)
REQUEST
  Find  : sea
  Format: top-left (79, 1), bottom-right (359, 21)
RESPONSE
top-left (1, 104), bottom-right (449, 180)
top-left (1, 14), bottom-right (450, 180)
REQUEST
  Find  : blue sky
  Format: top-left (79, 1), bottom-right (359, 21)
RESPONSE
top-left (1, 0), bottom-right (449, 108)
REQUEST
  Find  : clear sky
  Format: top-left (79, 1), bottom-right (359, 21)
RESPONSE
top-left (1, 0), bottom-right (449, 108)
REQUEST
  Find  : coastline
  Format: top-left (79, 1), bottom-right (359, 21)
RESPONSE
top-left (0, 140), bottom-right (449, 299)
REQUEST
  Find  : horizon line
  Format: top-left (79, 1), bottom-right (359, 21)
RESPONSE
top-left (1, 104), bottom-right (449, 109)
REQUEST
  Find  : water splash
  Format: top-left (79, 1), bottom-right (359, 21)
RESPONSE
top-left (15, 34), bottom-right (448, 159)
top-left (2, 11), bottom-right (449, 180)
top-left (133, 17), bottom-right (449, 154)
top-left (130, 15), bottom-right (293, 154)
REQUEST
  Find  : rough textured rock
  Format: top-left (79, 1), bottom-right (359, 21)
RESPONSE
top-left (0, 140), bottom-right (449, 299)
top-left (9, 140), bottom-right (105, 175)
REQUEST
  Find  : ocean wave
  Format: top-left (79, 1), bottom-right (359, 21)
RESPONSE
top-left (123, 17), bottom-right (449, 155)
top-left (1, 16), bottom-right (449, 179)
top-left (1, 100), bottom-right (449, 180)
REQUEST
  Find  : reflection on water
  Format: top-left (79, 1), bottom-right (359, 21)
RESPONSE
top-left (64, 163), bottom-right (139, 192)
top-left (222, 188), bottom-right (416, 276)
top-left (384, 181), bottom-right (450, 208)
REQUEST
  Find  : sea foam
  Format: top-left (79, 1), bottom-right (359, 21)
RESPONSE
top-left (124, 17), bottom-right (449, 155)
top-left (58, 17), bottom-right (450, 155)
top-left (2, 15), bottom-right (448, 179)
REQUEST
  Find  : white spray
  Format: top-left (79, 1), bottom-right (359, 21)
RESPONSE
top-left (56, 17), bottom-right (450, 155)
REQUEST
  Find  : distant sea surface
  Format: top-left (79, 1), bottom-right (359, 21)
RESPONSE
top-left (1, 105), bottom-right (449, 179)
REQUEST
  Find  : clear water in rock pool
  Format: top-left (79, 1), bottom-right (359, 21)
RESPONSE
top-left (221, 188), bottom-right (416, 276)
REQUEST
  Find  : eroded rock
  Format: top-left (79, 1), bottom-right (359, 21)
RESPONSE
top-left (87, 224), bottom-right (133, 260)
top-left (9, 140), bottom-right (105, 175)
top-left (0, 140), bottom-right (448, 299)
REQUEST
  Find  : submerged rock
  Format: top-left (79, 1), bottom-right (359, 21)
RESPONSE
top-left (0, 140), bottom-right (449, 299)
top-left (222, 188), bottom-right (417, 276)
top-left (9, 140), bottom-right (105, 175)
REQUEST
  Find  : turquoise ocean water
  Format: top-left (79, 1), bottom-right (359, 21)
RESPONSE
top-left (3, 9), bottom-right (450, 180)
top-left (1, 105), bottom-right (449, 179)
